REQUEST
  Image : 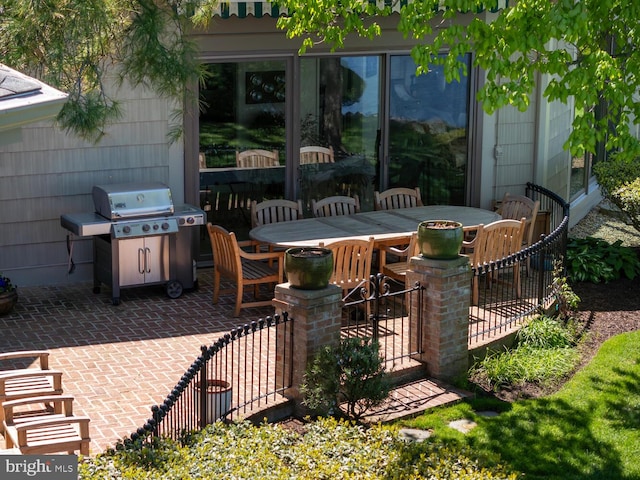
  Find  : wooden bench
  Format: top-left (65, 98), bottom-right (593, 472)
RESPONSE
top-left (3, 395), bottom-right (90, 455)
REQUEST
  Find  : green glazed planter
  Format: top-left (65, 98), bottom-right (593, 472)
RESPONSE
top-left (417, 220), bottom-right (463, 260)
top-left (284, 247), bottom-right (334, 290)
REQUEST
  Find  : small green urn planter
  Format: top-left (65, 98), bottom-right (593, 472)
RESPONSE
top-left (417, 220), bottom-right (463, 259)
top-left (284, 247), bottom-right (334, 289)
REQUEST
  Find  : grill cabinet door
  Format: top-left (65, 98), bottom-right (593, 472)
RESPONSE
top-left (141, 235), bottom-right (170, 284)
top-left (118, 236), bottom-right (170, 286)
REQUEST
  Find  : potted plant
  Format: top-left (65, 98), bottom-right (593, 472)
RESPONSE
top-left (0, 273), bottom-right (17, 315)
top-left (0, 273), bottom-right (17, 316)
top-left (284, 247), bottom-right (334, 290)
top-left (417, 220), bottom-right (464, 259)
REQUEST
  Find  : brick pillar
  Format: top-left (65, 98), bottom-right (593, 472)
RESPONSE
top-left (406, 255), bottom-right (471, 381)
top-left (273, 282), bottom-right (343, 414)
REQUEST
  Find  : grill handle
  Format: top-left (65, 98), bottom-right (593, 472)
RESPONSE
top-left (138, 248), bottom-right (145, 274)
top-left (145, 247), bottom-right (152, 273)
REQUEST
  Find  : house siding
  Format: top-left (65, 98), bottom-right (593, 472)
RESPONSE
top-left (0, 81), bottom-right (182, 287)
top-left (535, 73), bottom-right (573, 207)
top-left (493, 102), bottom-right (537, 201)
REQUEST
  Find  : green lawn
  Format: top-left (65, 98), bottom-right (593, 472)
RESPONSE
top-left (402, 330), bottom-right (640, 479)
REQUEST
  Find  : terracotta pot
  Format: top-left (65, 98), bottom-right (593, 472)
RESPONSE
top-left (284, 247), bottom-right (334, 289)
top-left (417, 220), bottom-right (463, 259)
top-left (0, 290), bottom-right (17, 316)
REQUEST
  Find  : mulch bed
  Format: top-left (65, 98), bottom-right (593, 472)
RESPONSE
top-left (487, 247), bottom-right (640, 402)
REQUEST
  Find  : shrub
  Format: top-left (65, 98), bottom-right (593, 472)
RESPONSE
top-left (301, 337), bottom-right (391, 420)
top-left (390, 442), bottom-right (519, 480)
top-left (516, 316), bottom-right (576, 349)
top-left (551, 263), bottom-right (581, 320)
top-left (472, 316), bottom-right (580, 391)
top-left (475, 345), bottom-right (579, 391)
top-left (567, 236), bottom-right (640, 283)
top-left (593, 155), bottom-right (640, 233)
top-left (80, 418), bottom-right (519, 479)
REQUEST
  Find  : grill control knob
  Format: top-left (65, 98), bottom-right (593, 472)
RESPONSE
top-left (153, 224), bottom-right (160, 230)
top-left (187, 217), bottom-right (195, 224)
top-left (142, 224), bottom-right (151, 232)
top-left (122, 225), bottom-right (131, 234)
top-left (161, 222), bottom-right (170, 230)
top-left (178, 218), bottom-right (185, 225)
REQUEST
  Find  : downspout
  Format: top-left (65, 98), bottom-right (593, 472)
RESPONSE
top-left (493, 83), bottom-right (502, 204)
top-left (532, 65), bottom-right (543, 189)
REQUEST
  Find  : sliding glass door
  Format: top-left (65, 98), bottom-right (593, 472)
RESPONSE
top-left (388, 54), bottom-right (471, 205)
top-left (298, 56), bottom-right (380, 213)
top-left (198, 59), bottom-right (287, 251)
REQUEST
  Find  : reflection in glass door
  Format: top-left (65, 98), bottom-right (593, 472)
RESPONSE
top-left (198, 60), bottom-right (287, 256)
top-left (299, 56), bottom-right (380, 213)
top-left (388, 54), bottom-right (471, 205)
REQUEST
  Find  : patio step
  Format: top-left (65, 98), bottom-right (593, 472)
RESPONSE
top-left (359, 377), bottom-right (472, 423)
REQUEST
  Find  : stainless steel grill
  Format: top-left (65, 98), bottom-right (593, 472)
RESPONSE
top-left (61, 182), bottom-right (205, 305)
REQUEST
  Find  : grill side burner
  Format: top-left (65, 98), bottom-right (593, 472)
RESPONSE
top-left (60, 182), bottom-right (205, 305)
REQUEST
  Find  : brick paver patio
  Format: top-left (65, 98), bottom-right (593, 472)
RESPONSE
top-left (0, 268), bottom-right (467, 456)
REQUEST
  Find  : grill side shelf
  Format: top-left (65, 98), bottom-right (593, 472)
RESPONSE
top-left (60, 213), bottom-right (111, 237)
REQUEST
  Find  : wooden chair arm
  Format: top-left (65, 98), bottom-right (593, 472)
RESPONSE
top-left (237, 239), bottom-right (261, 249)
top-left (382, 244), bottom-right (411, 256)
top-left (238, 249), bottom-right (284, 262)
top-left (378, 244), bottom-right (409, 270)
top-left (0, 351), bottom-right (49, 371)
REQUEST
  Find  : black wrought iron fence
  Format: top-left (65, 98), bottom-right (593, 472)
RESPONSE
top-left (342, 273), bottom-right (424, 370)
top-left (468, 183), bottom-right (570, 346)
top-left (123, 313), bottom-right (293, 445)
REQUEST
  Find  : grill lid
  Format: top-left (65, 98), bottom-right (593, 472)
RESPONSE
top-left (93, 182), bottom-right (174, 220)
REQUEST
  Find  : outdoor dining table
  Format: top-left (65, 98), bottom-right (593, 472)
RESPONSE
top-left (249, 205), bottom-right (502, 248)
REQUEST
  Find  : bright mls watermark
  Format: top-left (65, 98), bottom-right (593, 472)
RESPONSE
top-left (1, 455), bottom-right (77, 480)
